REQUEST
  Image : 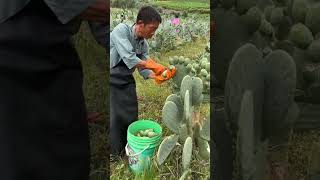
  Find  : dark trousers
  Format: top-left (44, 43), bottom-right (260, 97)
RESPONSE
top-left (0, 1), bottom-right (89, 179)
top-left (110, 61), bottom-right (138, 155)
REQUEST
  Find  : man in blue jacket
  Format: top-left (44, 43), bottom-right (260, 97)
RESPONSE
top-left (110, 6), bottom-right (175, 161)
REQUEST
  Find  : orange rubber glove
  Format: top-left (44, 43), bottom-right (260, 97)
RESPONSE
top-left (144, 59), bottom-right (166, 75)
top-left (154, 67), bottom-right (177, 84)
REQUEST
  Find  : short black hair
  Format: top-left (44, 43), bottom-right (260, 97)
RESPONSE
top-left (136, 6), bottom-right (162, 24)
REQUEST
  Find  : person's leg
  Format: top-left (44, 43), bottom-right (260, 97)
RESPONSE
top-left (110, 83), bottom-right (138, 156)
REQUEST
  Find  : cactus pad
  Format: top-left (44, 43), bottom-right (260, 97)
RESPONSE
top-left (162, 101), bottom-right (181, 134)
top-left (292, 0), bottom-right (308, 23)
top-left (191, 77), bottom-right (203, 106)
top-left (180, 75), bottom-right (193, 104)
top-left (305, 4), bottom-right (320, 35)
top-left (182, 137), bottom-right (193, 170)
top-left (178, 123), bottom-right (189, 143)
top-left (200, 118), bottom-right (210, 141)
top-left (289, 23), bottom-right (314, 49)
top-left (198, 137), bottom-right (210, 160)
top-left (237, 90), bottom-right (255, 180)
top-left (156, 135), bottom-right (179, 165)
top-left (165, 94), bottom-right (183, 117)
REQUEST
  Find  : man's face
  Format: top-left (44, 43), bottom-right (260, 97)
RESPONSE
top-left (136, 21), bottom-right (159, 39)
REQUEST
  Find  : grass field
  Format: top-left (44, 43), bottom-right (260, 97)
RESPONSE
top-left (153, 0), bottom-right (210, 13)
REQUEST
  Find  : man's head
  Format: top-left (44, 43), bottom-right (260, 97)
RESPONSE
top-left (135, 6), bottom-right (161, 39)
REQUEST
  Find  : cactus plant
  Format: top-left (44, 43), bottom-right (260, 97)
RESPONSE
top-left (158, 75), bottom-right (210, 178)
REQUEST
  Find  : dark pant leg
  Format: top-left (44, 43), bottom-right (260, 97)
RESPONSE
top-left (110, 83), bottom-right (138, 155)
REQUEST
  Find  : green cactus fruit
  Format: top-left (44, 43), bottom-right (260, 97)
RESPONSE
top-left (259, 18), bottom-right (274, 36)
top-left (173, 56), bottom-right (179, 64)
top-left (305, 4), bottom-right (320, 35)
top-left (179, 57), bottom-right (185, 64)
top-left (237, 90), bottom-right (255, 180)
top-left (156, 135), bottom-right (179, 165)
top-left (184, 58), bottom-right (191, 66)
top-left (180, 75), bottom-right (193, 104)
top-left (191, 77), bottom-right (203, 106)
top-left (191, 68), bottom-right (196, 75)
top-left (243, 6), bottom-right (262, 33)
top-left (200, 69), bottom-right (208, 77)
top-left (289, 23), bottom-right (314, 49)
top-left (178, 123), bottom-right (189, 143)
top-left (200, 60), bottom-right (207, 69)
top-left (186, 64), bottom-right (193, 71)
top-left (200, 119), bottom-right (210, 141)
top-left (182, 137), bottom-right (193, 170)
top-left (206, 74), bottom-right (210, 81)
top-left (162, 70), bottom-right (168, 78)
top-left (169, 57), bottom-right (175, 65)
top-left (179, 169), bottom-right (190, 180)
top-left (194, 64), bottom-right (200, 71)
top-left (270, 7), bottom-right (284, 25)
top-left (205, 63), bottom-right (210, 72)
top-left (264, 6), bottom-right (275, 22)
top-left (198, 137), bottom-right (210, 160)
top-left (307, 39), bottom-right (320, 62)
top-left (292, 0), bottom-right (308, 23)
top-left (221, 0), bottom-right (236, 9)
top-left (162, 101), bottom-right (181, 134)
top-left (236, 0), bottom-right (256, 15)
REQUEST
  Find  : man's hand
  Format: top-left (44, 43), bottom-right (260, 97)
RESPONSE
top-left (149, 67), bottom-right (177, 84)
top-left (80, 0), bottom-right (109, 23)
top-left (144, 59), bottom-right (166, 75)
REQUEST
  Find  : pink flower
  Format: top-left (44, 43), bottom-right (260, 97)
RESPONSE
top-left (171, 18), bottom-right (180, 26)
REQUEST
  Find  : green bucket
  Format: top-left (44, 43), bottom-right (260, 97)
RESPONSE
top-left (126, 119), bottom-right (162, 174)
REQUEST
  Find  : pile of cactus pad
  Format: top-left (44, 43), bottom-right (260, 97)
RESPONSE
top-left (157, 75), bottom-right (210, 179)
top-left (169, 55), bottom-right (210, 95)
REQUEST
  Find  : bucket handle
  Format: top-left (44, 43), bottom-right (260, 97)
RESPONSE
top-left (125, 143), bottom-right (150, 157)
